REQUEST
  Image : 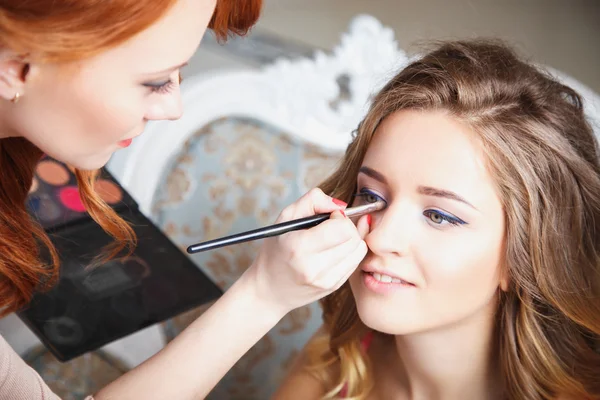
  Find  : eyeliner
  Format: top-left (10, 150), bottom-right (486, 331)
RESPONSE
top-left (186, 200), bottom-right (386, 254)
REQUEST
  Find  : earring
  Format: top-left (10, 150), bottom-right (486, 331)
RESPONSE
top-left (11, 92), bottom-right (21, 103)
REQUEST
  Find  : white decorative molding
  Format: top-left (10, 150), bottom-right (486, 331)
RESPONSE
top-left (261, 14), bottom-right (410, 141)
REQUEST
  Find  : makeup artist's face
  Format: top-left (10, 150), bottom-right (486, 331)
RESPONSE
top-left (9, 0), bottom-right (215, 170)
top-left (349, 109), bottom-right (506, 335)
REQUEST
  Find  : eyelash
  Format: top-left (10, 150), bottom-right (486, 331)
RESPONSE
top-left (353, 187), bottom-right (466, 227)
top-left (353, 188), bottom-right (386, 205)
top-left (423, 209), bottom-right (466, 226)
top-left (144, 72), bottom-right (183, 95)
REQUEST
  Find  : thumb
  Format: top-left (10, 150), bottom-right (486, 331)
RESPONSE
top-left (355, 214), bottom-right (370, 239)
top-left (295, 188), bottom-right (347, 219)
top-left (330, 209), bottom-right (346, 220)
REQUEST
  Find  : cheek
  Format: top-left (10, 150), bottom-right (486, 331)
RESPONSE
top-left (72, 73), bottom-right (143, 140)
top-left (19, 70), bottom-right (144, 169)
top-left (418, 228), bottom-right (504, 317)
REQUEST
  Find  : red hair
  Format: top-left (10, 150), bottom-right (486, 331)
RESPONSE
top-left (0, 0), bottom-right (262, 316)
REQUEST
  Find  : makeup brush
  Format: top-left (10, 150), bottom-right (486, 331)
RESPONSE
top-left (186, 200), bottom-right (386, 254)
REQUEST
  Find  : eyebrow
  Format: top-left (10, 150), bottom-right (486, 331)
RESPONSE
top-left (418, 186), bottom-right (478, 210)
top-left (144, 61), bottom-right (189, 76)
top-left (358, 166), bottom-right (478, 210)
top-left (358, 166), bottom-right (388, 184)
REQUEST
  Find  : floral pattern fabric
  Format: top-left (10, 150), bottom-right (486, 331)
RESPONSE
top-left (154, 116), bottom-right (342, 399)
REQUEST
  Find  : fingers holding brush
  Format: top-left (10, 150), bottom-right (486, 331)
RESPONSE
top-left (316, 237), bottom-right (367, 292)
top-left (309, 212), bottom-right (371, 290)
top-left (301, 213), bottom-right (362, 277)
top-left (297, 209), bottom-right (356, 253)
top-left (275, 187), bottom-right (347, 223)
top-left (355, 213), bottom-right (371, 240)
top-left (185, 189), bottom-right (383, 254)
top-left (244, 201), bottom-right (371, 315)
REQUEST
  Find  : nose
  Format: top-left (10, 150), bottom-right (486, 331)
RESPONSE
top-left (165, 96), bottom-right (183, 120)
top-left (145, 92), bottom-right (183, 121)
top-left (365, 202), bottom-right (414, 257)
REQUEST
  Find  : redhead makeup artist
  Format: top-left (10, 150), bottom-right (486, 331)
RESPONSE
top-left (0, 0), bottom-right (370, 398)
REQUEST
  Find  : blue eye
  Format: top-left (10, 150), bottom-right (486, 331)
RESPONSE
top-left (353, 188), bottom-right (386, 205)
top-left (423, 209), bottom-right (466, 226)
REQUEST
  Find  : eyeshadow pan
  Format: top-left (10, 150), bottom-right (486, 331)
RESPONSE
top-left (123, 256), bottom-right (151, 279)
top-left (95, 179), bottom-right (122, 205)
top-left (28, 157), bottom-right (138, 232)
top-left (43, 317), bottom-right (84, 346)
top-left (38, 198), bottom-right (61, 221)
top-left (36, 161), bottom-right (70, 186)
top-left (27, 196), bottom-right (41, 212)
top-left (59, 186), bottom-right (86, 212)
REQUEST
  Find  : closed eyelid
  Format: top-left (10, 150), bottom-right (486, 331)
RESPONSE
top-left (143, 70), bottom-right (183, 87)
top-left (143, 80), bottom-right (170, 88)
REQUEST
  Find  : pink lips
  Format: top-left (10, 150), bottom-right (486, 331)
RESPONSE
top-left (362, 271), bottom-right (416, 294)
top-left (361, 265), bottom-right (415, 286)
top-left (117, 138), bottom-right (133, 148)
top-left (360, 265), bottom-right (417, 295)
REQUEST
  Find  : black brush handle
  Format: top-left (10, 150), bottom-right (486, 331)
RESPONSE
top-left (186, 213), bottom-right (330, 254)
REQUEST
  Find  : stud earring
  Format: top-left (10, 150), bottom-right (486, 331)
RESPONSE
top-left (11, 92), bottom-right (21, 103)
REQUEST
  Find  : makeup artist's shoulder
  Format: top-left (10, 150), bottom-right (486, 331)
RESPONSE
top-left (271, 326), bottom-right (334, 400)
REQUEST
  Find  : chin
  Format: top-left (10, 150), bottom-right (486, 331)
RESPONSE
top-left (355, 300), bottom-right (426, 335)
top-left (66, 151), bottom-right (113, 171)
top-left (351, 286), bottom-right (434, 336)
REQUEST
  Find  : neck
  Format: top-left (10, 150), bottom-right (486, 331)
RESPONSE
top-left (391, 303), bottom-right (502, 400)
top-left (0, 101), bottom-right (22, 139)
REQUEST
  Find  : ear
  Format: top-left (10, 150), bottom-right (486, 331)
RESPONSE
top-left (0, 52), bottom-right (29, 102)
top-left (499, 277), bottom-right (509, 292)
top-left (499, 264), bottom-right (509, 292)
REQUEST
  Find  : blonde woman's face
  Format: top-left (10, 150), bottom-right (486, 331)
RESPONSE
top-left (349, 109), bottom-right (507, 335)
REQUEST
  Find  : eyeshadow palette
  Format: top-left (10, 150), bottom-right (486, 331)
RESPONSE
top-left (19, 159), bottom-right (222, 361)
top-left (27, 157), bottom-right (138, 231)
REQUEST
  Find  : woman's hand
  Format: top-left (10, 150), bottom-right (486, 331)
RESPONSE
top-left (242, 188), bottom-right (369, 317)
top-left (95, 188), bottom-right (369, 400)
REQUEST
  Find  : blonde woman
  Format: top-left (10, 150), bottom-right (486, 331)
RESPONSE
top-left (274, 40), bottom-right (600, 400)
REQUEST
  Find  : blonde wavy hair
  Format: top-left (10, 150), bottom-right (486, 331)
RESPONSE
top-left (306, 39), bottom-right (600, 400)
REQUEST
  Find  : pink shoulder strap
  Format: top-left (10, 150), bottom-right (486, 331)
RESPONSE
top-left (360, 331), bottom-right (374, 351)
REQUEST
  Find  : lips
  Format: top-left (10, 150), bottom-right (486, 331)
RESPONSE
top-left (118, 130), bottom-right (144, 148)
top-left (117, 138), bottom-right (133, 148)
top-left (360, 265), bottom-right (416, 286)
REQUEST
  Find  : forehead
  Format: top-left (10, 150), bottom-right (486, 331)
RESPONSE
top-left (362, 110), bottom-right (497, 203)
top-left (88, 0), bottom-right (215, 73)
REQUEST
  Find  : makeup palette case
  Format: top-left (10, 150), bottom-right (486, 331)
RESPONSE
top-left (18, 157), bottom-right (222, 362)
